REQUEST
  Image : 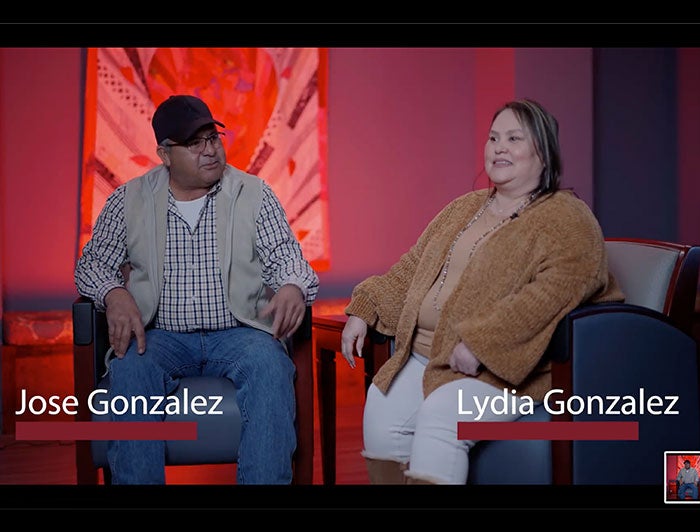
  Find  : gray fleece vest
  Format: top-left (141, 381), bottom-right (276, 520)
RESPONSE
top-left (123, 164), bottom-right (275, 334)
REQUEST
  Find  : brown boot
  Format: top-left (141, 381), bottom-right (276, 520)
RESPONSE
top-left (364, 458), bottom-right (408, 484)
top-left (406, 476), bottom-right (436, 484)
top-left (405, 470), bottom-right (441, 484)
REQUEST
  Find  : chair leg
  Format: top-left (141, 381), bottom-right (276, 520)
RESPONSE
top-left (103, 467), bottom-right (112, 485)
top-left (74, 440), bottom-right (99, 485)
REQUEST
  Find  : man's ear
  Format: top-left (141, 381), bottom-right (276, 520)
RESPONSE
top-left (156, 145), bottom-right (170, 167)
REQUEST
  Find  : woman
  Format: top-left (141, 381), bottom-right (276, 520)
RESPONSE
top-left (340, 98), bottom-right (624, 484)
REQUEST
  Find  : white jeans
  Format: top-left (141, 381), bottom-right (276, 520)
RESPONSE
top-left (362, 353), bottom-right (530, 484)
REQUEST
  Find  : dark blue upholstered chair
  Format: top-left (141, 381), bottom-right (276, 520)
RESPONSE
top-left (72, 299), bottom-right (314, 485)
top-left (369, 238), bottom-right (700, 485)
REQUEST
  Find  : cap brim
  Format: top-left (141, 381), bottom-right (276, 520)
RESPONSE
top-left (175, 117), bottom-right (226, 143)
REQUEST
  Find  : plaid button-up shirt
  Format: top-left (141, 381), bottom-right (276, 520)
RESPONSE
top-left (75, 180), bottom-right (319, 332)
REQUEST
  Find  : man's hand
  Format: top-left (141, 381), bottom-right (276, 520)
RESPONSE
top-left (104, 287), bottom-right (146, 358)
top-left (448, 341), bottom-right (482, 376)
top-left (260, 284), bottom-right (306, 339)
top-left (340, 315), bottom-right (367, 369)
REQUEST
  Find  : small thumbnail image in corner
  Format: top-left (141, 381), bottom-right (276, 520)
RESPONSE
top-left (665, 451), bottom-right (700, 504)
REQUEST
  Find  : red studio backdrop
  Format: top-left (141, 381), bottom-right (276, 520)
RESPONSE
top-left (79, 47), bottom-right (330, 272)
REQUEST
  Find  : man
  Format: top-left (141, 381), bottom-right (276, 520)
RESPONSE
top-left (75, 94), bottom-right (319, 484)
top-left (677, 459), bottom-right (699, 500)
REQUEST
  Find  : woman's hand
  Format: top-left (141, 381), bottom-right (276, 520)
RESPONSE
top-left (340, 315), bottom-right (368, 369)
top-left (448, 341), bottom-right (482, 376)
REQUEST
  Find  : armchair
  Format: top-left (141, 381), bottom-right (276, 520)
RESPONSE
top-left (72, 298), bottom-right (314, 485)
top-left (367, 238), bottom-right (700, 485)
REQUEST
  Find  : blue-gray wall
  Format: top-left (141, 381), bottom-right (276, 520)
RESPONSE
top-left (594, 48), bottom-right (678, 241)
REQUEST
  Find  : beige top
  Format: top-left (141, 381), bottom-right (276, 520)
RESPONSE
top-left (413, 209), bottom-right (512, 357)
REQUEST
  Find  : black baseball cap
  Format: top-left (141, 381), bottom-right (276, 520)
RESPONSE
top-left (152, 95), bottom-right (225, 144)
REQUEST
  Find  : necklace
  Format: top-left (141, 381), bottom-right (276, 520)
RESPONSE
top-left (432, 191), bottom-right (538, 311)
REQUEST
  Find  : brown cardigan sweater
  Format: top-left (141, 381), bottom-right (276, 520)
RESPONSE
top-left (345, 188), bottom-right (625, 402)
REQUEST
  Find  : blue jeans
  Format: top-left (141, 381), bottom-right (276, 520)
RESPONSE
top-left (105, 325), bottom-right (297, 484)
top-left (678, 482), bottom-right (699, 500)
